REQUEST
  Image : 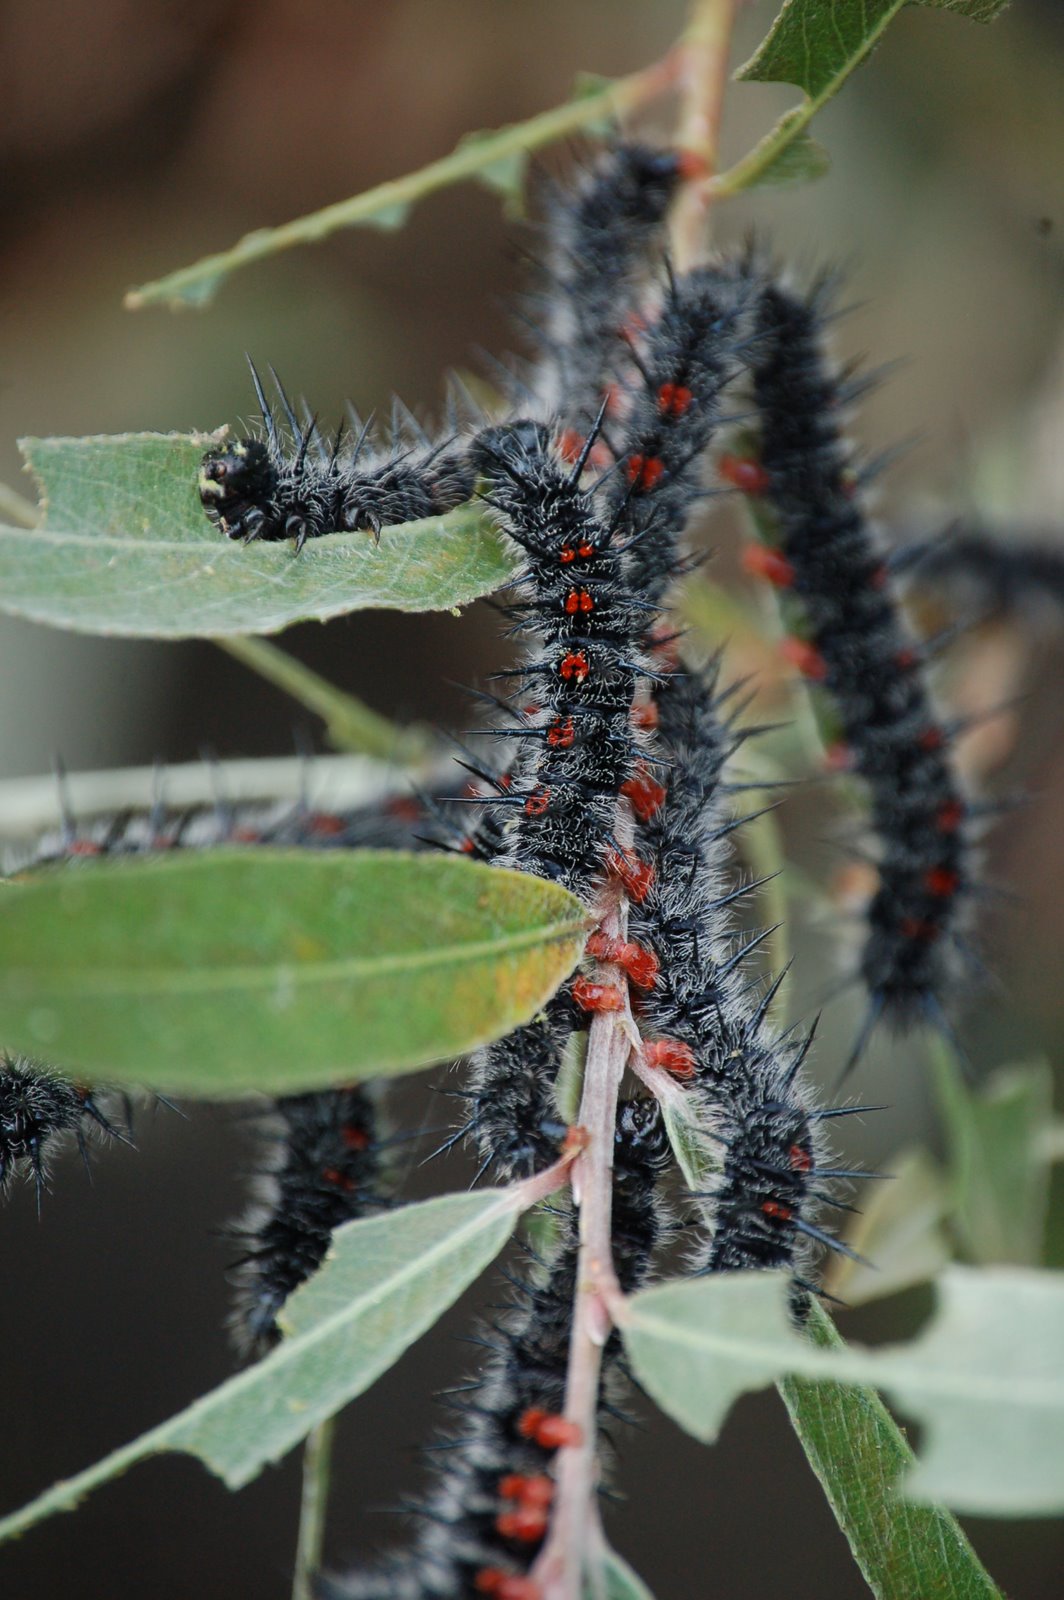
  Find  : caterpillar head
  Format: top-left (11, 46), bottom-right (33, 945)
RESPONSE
top-left (199, 438), bottom-right (277, 540)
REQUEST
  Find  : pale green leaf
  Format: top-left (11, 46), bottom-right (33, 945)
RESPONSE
top-left (597, 1546), bottom-right (658, 1599)
top-left (0, 1189), bottom-right (520, 1545)
top-left (739, 0), bottom-right (1011, 98)
top-left (780, 1301), bottom-right (1002, 1599)
top-left (663, 1097), bottom-right (717, 1191)
top-left (717, 0), bottom-right (1011, 198)
top-left (826, 1147), bottom-right (952, 1307)
top-left (739, 125), bottom-right (831, 189)
top-left (932, 1045), bottom-right (1053, 1266)
top-left (0, 850), bottom-right (588, 1094)
top-left (0, 434), bottom-right (515, 639)
top-left (622, 1264), bottom-right (1064, 1514)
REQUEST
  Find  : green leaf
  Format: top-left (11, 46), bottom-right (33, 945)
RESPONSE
top-left (740, 0), bottom-right (1010, 97)
top-left (124, 63), bottom-right (669, 310)
top-left (738, 125), bottom-right (831, 189)
top-left (0, 850), bottom-right (588, 1094)
top-left (932, 1046), bottom-right (1054, 1266)
top-left (596, 1546), bottom-right (658, 1599)
top-left (0, 1188), bottom-right (520, 1546)
top-left (717, 0), bottom-right (1010, 198)
top-left (779, 1301), bottom-right (1003, 1600)
top-left (0, 434), bottom-right (515, 639)
top-left (663, 1097), bottom-right (718, 1191)
top-left (622, 1264), bottom-right (1064, 1514)
top-left (826, 1147), bottom-right (952, 1307)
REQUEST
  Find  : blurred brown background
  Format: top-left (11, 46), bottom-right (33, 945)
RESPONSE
top-left (2, 2), bottom-right (1064, 1596)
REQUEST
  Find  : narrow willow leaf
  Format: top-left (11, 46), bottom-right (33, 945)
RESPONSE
top-left (597, 1546), bottom-right (658, 1600)
top-left (0, 1189), bottom-right (520, 1546)
top-left (739, 127), bottom-right (830, 189)
top-left (932, 1044), bottom-right (1053, 1266)
top-left (622, 1264), bottom-right (1064, 1514)
top-left (0, 434), bottom-right (515, 639)
top-left (779, 1302), bottom-right (1003, 1600)
top-left (663, 1098), bottom-right (717, 1191)
top-left (124, 60), bottom-right (675, 310)
top-left (717, 0), bottom-right (1010, 198)
top-left (0, 850), bottom-right (588, 1093)
top-left (826, 1148), bottom-right (951, 1307)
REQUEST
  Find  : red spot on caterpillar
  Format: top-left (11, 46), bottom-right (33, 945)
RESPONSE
top-left (895, 648), bottom-right (917, 671)
top-left (741, 543), bottom-right (795, 589)
top-left (475, 1574), bottom-right (542, 1600)
top-left (718, 453), bottom-right (769, 496)
top-left (626, 454), bottom-right (664, 491)
top-left (559, 546), bottom-right (576, 565)
top-left (518, 1408), bottom-right (546, 1440)
top-left (577, 542), bottom-right (596, 559)
top-left (789, 1143), bottom-right (813, 1172)
top-left (780, 637), bottom-right (828, 682)
top-left (322, 1167), bottom-right (355, 1192)
top-left (585, 932), bottom-right (659, 989)
top-left (631, 699), bottom-right (659, 731)
top-left (499, 1474), bottom-right (554, 1509)
top-left (936, 799), bottom-right (964, 833)
top-left (547, 717), bottom-right (575, 749)
top-left (564, 588), bottom-right (593, 615)
top-left (643, 1039), bottom-right (696, 1079)
top-left (620, 768), bottom-right (667, 822)
top-left (824, 742), bottom-right (853, 773)
top-left (572, 976), bottom-right (625, 1013)
top-left (606, 847), bottom-right (654, 903)
top-left (558, 650), bottom-right (589, 682)
top-left (919, 726), bottom-right (945, 752)
top-left (383, 795), bottom-right (423, 823)
top-left (68, 839), bottom-right (102, 856)
top-left (901, 916), bottom-right (939, 943)
top-left (762, 1200), bottom-right (793, 1221)
top-left (495, 1507), bottom-right (549, 1543)
top-left (460, 836), bottom-right (476, 853)
top-left (531, 1413), bottom-right (583, 1450)
top-left (621, 310), bottom-right (648, 340)
top-left (556, 428), bottom-right (583, 464)
top-left (924, 866), bottom-right (960, 898)
top-left (341, 1126), bottom-right (371, 1152)
top-left (524, 786), bottom-right (552, 817)
top-left (657, 382), bottom-right (693, 417)
top-left (232, 826), bottom-right (263, 843)
top-left (307, 811), bottom-right (348, 836)
top-left (870, 563), bottom-right (889, 590)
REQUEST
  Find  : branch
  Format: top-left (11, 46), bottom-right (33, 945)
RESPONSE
top-left (531, 808), bottom-right (635, 1600)
top-left (669, 0), bottom-right (743, 270)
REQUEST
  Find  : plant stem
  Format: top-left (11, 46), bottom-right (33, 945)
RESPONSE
top-left (125, 53), bottom-right (681, 311)
top-left (531, 813), bottom-right (634, 1600)
top-left (670, 0), bottom-right (742, 269)
top-left (218, 635), bottom-right (433, 764)
top-left (292, 1416), bottom-right (336, 1600)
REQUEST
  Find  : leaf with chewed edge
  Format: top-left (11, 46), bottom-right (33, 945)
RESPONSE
top-left (0, 1189), bottom-right (523, 1546)
top-left (0, 433), bottom-right (515, 639)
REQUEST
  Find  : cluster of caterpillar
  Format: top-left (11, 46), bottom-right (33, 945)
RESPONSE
top-left (319, 1100), bottom-right (669, 1600)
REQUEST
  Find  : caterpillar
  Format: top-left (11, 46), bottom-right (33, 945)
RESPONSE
top-left (627, 659), bottom-right (869, 1302)
top-left (199, 369), bottom-right (479, 551)
top-left (317, 1099), bottom-right (669, 1600)
top-left (527, 142), bottom-right (698, 429)
top-left (904, 525), bottom-right (1064, 619)
top-left (722, 273), bottom-right (978, 1061)
top-left (228, 1084), bottom-right (387, 1359)
top-left (0, 1055), bottom-right (131, 1205)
